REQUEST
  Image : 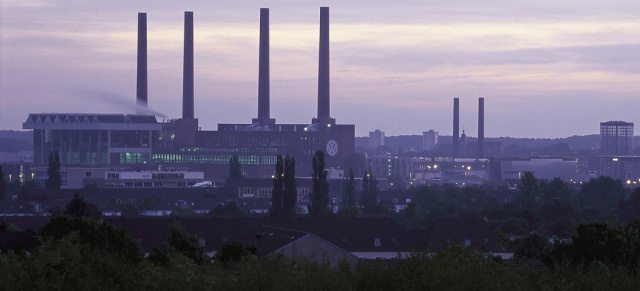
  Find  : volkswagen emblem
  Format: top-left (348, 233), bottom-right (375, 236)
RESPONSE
top-left (326, 140), bottom-right (339, 156)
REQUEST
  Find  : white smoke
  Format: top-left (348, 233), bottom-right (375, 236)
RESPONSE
top-left (77, 89), bottom-right (168, 118)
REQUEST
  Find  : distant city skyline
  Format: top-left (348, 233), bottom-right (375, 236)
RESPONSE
top-left (2, 1), bottom-right (639, 138)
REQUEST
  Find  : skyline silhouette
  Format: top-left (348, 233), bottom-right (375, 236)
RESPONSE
top-left (2, 1), bottom-right (639, 138)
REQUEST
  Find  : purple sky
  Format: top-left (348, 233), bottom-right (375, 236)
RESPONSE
top-left (1, 1), bottom-right (639, 138)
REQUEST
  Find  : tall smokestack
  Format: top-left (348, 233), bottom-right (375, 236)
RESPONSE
top-left (257, 8), bottom-right (270, 121)
top-left (136, 12), bottom-right (147, 112)
top-left (478, 97), bottom-right (485, 158)
top-left (317, 7), bottom-right (330, 120)
top-left (453, 98), bottom-right (459, 157)
top-left (182, 11), bottom-right (194, 119)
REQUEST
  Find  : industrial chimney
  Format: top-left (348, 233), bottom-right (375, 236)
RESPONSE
top-left (136, 12), bottom-right (147, 112)
top-left (453, 98), bottom-right (460, 157)
top-left (317, 7), bottom-right (330, 120)
top-left (478, 97), bottom-right (485, 158)
top-left (182, 11), bottom-right (194, 120)
top-left (253, 8), bottom-right (275, 126)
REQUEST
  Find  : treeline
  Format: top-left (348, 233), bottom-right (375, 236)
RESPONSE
top-left (2, 215), bottom-right (640, 290)
top-left (398, 173), bottom-right (640, 237)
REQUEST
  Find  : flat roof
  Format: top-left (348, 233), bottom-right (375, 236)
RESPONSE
top-left (23, 113), bottom-right (162, 131)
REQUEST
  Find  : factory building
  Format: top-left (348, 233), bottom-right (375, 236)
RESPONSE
top-left (23, 7), bottom-right (354, 179)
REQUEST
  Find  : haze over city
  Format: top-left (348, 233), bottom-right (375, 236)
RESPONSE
top-left (2, 0), bottom-right (639, 138)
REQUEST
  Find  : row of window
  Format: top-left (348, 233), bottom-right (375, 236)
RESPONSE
top-left (152, 154), bottom-right (273, 165)
top-left (239, 187), bottom-right (312, 199)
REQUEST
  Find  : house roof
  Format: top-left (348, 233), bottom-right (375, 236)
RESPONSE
top-left (104, 217), bottom-right (422, 254)
top-left (426, 218), bottom-right (500, 253)
top-left (235, 225), bottom-right (310, 256)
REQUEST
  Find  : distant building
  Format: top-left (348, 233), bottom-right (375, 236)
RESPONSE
top-left (422, 130), bottom-right (438, 151)
top-left (600, 121), bottom-right (634, 156)
top-left (493, 157), bottom-right (578, 182)
top-left (369, 129), bottom-right (385, 148)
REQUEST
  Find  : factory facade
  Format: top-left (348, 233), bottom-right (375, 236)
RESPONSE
top-left (23, 7), bottom-right (354, 179)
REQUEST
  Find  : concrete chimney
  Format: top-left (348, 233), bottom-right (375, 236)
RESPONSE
top-left (253, 8), bottom-right (275, 126)
top-left (453, 98), bottom-right (459, 157)
top-left (182, 11), bottom-right (194, 119)
top-left (258, 8), bottom-right (270, 120)
top-left (136, 12), bottom-right (147, 112)
top-left (478, 97), bottom-right (485, 158)
top-left (317, 7), bottom-right (330, 120)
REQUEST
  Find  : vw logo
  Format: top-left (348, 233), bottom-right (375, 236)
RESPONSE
top-left (326, 140), bottom-right (339, 156)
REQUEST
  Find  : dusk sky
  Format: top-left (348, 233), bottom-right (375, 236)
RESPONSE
top-left (1, 1), bottom-right (639, 138)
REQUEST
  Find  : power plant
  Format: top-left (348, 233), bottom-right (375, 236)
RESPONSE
top-left (23, 7), bottom-right (355, 178)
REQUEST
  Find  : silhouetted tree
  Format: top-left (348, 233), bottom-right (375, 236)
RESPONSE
top-left (229, 154), bottom-right (243, 179)
top-left (619, 188), bottom-right (640, 224)
top-left (40, 216), bottom-right (143, 264)
top-left (518, 172), bottom-right (541, 208)
top-left (543, 223), bottom-right (640, 272)
top-left (64, 192), bottom-right (102, 219)
top-left (214, 242), bottom-right (258, 265)
top-left (512, 232), bottom-right (551, 259)
top-left (542, 177), bottom-right (574, 203)
top-left (282, 155), bottom-right (297, 218)
top-left (308, 151), bottom-right (330, 218)
top-left (45, 151), bottom-right (62, 189)
top-left (338, 168), bottom-right (359, 218)
top-left (579, 176), bottom-right (625, 209)
top-left (148, 222), bottom-right (208, 265)
top-left (271, 155), bottom-right (284, 218)
top-left (342, 168), bottom-right (356, 210)
top-left (361, 170), bottom-right (380, 212)
top-left (209, 201), bottom-right (247, 218)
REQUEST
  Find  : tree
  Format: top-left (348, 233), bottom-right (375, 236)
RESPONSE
top-left (579, 176), bottom-right (625, 209)
top-left (543, 223), bottom-right (640, 272)
top-left (308, 151), bottom-right (330, 218)
top-left (338, 168), bottom-right (359, 218)
top-left (214, 242), bottom-right (258, 265)
top-left (271, 155), bottom-right (285, 218)
top-left (282, 155), bottom-right (297, 218)
top-left (148, 222), bottom-right (208, 265)
top-left (0, 165), bottom-right (5, 200)
top-left (229, 154), bottom-right (243, 179)
top-left (209, 201), bottom-right (247, 218)
top-left (45, 151), bottom-right (62, 189)
top-left (619, 188), bottom-right (640, 224)
top-left (542, 177), bottom-right (574, 204)
top-left (517, 172), bottom-right (541, 208)
top-left (512, 232), bottom-right (551, 259)
top-left (39, 216), bottom-right (143, 264)
top-left (64, 192), bottom-right (102, 219)
top-left (360, 171), bottom-right (380, 212)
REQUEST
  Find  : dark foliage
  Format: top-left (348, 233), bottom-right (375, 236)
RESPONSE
top-left (45, 151), bottom-right (62, 190)
top-left (229, 154), bottom-right (243, 179)
top-left (308, 151), bottom-right (330, 218)
top-left (39, 216), bottom-right (143, 264)
top-left (214, 242), bottom-right (258, 265)
top-left (148, 222), bottom-right (208, 265)
top-left (64, 192), bottom-right (102, 219)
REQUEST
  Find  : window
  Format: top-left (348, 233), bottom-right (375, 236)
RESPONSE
top-left (85, 171), bottom-right (92, 178)
top-left (374, 238), bottom-right (381, 247)
top-left (241, 188), bottom-right (255, 198)
top-left (464, 239), bottom-right (471, 247)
